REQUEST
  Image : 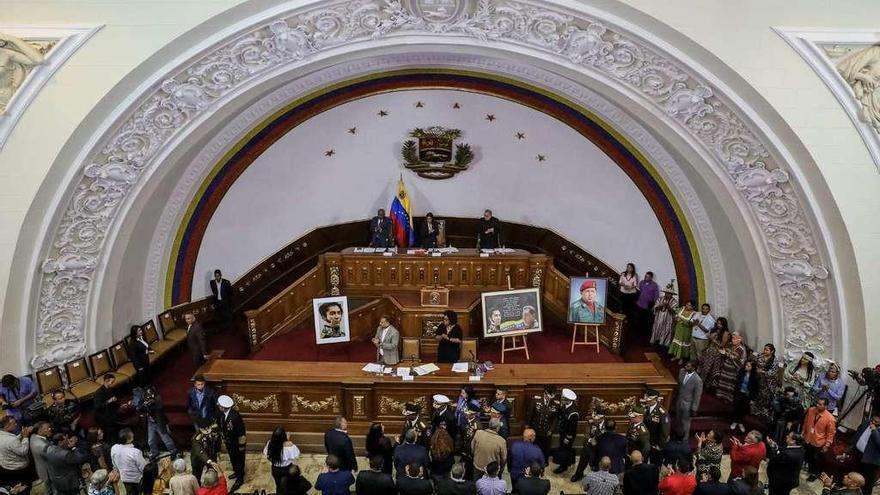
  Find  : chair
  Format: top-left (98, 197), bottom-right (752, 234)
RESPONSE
top-left (88, 349), bottom-right (130, 387)
top-left (109, 341), bottom-right (137, 378)
top-left (159, 312), bottom-right (187, 343)
top-left (459, 338), bottom-right (478, 362)
top-left (143, 320), bottom-right (175, 361)
top-left (401, 338), bottom-right (420, 364)
top-left (63, 357), bottom-right (101, 400)
top-left (34, 366), bottom-right (75, 406)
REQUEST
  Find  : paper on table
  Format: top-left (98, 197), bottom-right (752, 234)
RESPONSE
top-left (451, 362), bottom-right (470, 373)
top-left (396, 367), bottom-right (411, 377)
top-left (413, 363), bottom-right (440, 375)
top-left (362, 363), bottom-right (383, 373)
top-left (383, 367), bottom-right (394, 374)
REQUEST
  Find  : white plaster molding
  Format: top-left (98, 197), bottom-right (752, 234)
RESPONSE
top-left (29, 0), bottom-right (836, 368)
top-left (142, 52), bottom-right (728, 321)
top-left (775, 27), bottom-right (880, 174)
top-left (0, 25), bottom-right (103, 150)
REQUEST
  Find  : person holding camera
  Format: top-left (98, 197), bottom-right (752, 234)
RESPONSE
top-left (134, 386), bottom-right (178, 459)
top-left (0, 375), bottom-right (37, 430)
top-left (771, 387), bottom-right (806, 445)
top-left (46, 391), bottom-right (80, 435)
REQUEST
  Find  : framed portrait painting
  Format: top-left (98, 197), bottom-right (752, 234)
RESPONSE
top-left (481, 288), bottom-right (543, 338)
top-left (312, 296), bottom-right (350, 345)
top-left (567, 277), bottom-right (608, 325)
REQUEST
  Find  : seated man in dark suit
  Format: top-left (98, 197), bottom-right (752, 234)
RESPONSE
top-left (595, 419), bottom-right (628, 474)
top-left (694, 465), bottom-right (731, 495)
top-left (356, 455), bottom-right (396, 495)
top-left (435, 463), bottom-right (476, 495)
top-left (396, 463), bottom-right (433, 495)
top-left (394, 429), bottom-right (429, 479)
top-left (186, 375), bottom-right (218, 428)
top-left (622, 451), bottom-right (659, 495)
top-left (514, 461), bottom-right (550, 495)
top-left (324, 417), bottom-right (358, 472)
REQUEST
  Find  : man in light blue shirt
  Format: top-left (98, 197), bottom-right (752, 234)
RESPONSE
top-left (475, 462), bottom-right (506, 495)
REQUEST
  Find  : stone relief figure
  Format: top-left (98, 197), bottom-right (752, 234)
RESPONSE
top-left (836, 44), bottom-right (880, 132)
top-left (0, 32), bottom-right (45, 113)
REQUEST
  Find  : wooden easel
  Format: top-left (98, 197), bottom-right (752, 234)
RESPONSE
top-left (499, 274), bottom-right (530, 363)
top-left (501, 332), bottom-right (529, 363)
top-left (571, 324), bottom-right (600, 353)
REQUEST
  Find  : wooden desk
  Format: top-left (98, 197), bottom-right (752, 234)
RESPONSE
top-left (201, 353), bottom-right (676, 437)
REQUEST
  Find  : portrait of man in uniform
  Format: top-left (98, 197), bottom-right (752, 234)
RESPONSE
top-left (312, 296), bottom-right (351, 344)
top-left (568, 277), bottom-right (607, 324)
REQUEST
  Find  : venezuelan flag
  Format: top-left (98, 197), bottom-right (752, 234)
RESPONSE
top-left (389, 176), bottom-right (415, 248)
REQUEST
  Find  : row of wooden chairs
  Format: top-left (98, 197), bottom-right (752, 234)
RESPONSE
top-left (32, 318), bottom-right (188, 403)
top-left (399, 337), bottom-right (478, 363)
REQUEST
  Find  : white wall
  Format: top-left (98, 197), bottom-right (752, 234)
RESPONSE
top-left (193, 89), bottom-right (676, 297)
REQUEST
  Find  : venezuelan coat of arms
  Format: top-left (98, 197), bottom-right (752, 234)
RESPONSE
top-left (400, 126), bottom-right (474, 179)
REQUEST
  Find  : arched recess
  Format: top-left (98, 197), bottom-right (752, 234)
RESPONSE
top-left (1, 0), bottom-right (861, 374)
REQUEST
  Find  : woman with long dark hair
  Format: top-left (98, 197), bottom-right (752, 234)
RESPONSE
top-left (429, 426), bottom-right (456, 479)
top-left (419, 212), bottom-right (439, 248)
top-left (128, 325), bottom-right (153, 386)
top-left (730, 360), bottom-right (758, 432)
top-left (696, 317), bottom-right (731, 388)
top-left (618, 263), bottom-right (639, 321)
top-left (784, 351), bottom-right (817, 409)
top-left (435, 310), bottom-right (462, 363)
top-left (694, 429), bottom-right (723, 476)
top-left (140, 461), bottom-right (164, 495)
top-left (752, 343), bottom-right (781, 421)
top-left (264, 426), bottom-right (301, 492)
top-left (364, 422), bottom-right (393, 475)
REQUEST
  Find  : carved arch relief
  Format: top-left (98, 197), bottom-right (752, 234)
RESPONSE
top-left (0, 25), bottom-right (102, 150)
top-left (32, 0), bottom-right (836, 368)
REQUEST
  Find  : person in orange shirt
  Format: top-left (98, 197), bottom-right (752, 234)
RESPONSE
top-left (658, 458), bottom-right (696, 495)
top-left (803, 397), bottom-right (836, 482)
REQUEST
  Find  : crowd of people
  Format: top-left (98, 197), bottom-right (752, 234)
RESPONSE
top-left (2, 258), bottom-right (880, 495)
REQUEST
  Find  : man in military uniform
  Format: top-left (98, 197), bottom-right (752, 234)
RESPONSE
top-left (190, 417), bottom-right (222, 481)
top-left (551, 388), bottom-right (580, 474)
top-left (527, 385), bottom-right (559, 459)
top-left (626, 406), bottom-right (651, 463)
top-left (401, 403), bottom-right (429, 447)
top-left (431, 394), bottom-right (457, 441)
top-left (217, 395), bottom-right (247, 492)
top-left (642, 388), bottom-right (670, 465)
top-left (570, 411), bottom-right (606, 482)
top-left (457, 401), bottom-right (483, 480)
top-left (569, 279), bottom-right (605, 324)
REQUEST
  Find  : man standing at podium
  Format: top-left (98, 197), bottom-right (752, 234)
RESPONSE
top-left (372, 315), bottom-right (400, 366)
top-left (477, 209), bottom-right (501, 249)
top-left (370, 209), bottom-right (393, 248)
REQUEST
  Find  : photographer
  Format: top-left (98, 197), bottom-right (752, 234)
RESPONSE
top-left (772, 387), bottom-right (805, 444)
top-left (0, 375), bottom-right (37, 430)
top-left (132, 386), bottom-right (178, 459)
top-left (46, 391), bottom-right (80, 435)
top-left (849, 366), bottom-right (880, 417)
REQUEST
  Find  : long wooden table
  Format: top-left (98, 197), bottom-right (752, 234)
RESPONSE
top-left (201, 354), bottom-right (677, 441)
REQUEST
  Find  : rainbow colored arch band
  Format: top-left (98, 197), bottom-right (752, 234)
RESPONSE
top-left (167, 69), bottom-right (705, 307)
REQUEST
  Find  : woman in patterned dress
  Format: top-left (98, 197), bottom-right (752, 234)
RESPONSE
top-left (783, 351), bottom-right (817, 410)
top-left (694, 429), bottom-right (723, 476)
top-left (715, 332), bottom-right (748, 402)
top-left (650, 287), bottom-right (677, 348)
top-left (697, 317), bottom-right (731, 388)
top-left (669, 300), bottom-right (697, 365)
top-left (752, 343), bottom-right (781, 421)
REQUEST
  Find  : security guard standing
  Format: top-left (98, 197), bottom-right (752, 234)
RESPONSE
top-left (626, 406), bottom-right (651, 461)
top-left (551, 388), bottom-right (580, 474)
top-left (642, 389), bottom-right (670, 465)
top-left (527, 384), bottom-right (559, 459)
top-left (401, 403), bottom-right (429, 447)
top-left (217, 395), bottom-right (247, 492)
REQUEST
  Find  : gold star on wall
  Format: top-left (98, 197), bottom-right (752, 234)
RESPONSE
top-left (452, 102), bottom-right (461, 109)
top-left (485, 114), bottom-right (496, 122)
top-left (348, 127), bottom-right (357, 134)
top-left (536, 154), bottom-right (546, 162)
top-left (515, 132), bottom-right (525, 140)
top-left (377, 110), bottom-right (388, 117)
top-left (325, 149), bottom-right (335, 157)
top-left (415, 101), bottom-right (424, 108)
